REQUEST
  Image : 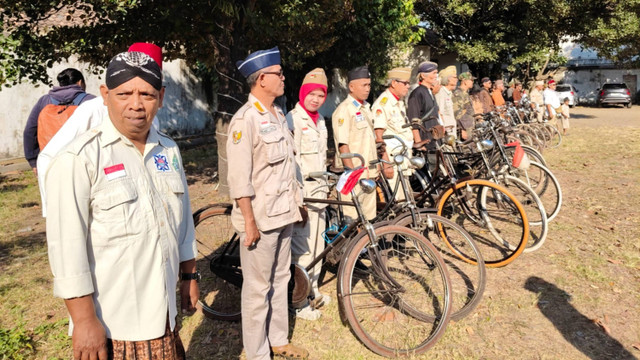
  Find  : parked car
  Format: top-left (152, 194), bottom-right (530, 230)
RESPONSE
top-left (556, 84), bottom-right (577, 107)
top-left (597, 83), bottom-right (632, 108)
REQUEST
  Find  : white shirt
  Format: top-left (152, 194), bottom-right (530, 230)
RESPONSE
top-left (543, 88), bottom-right (561, 116)
top-left (45, 114), bottom-right (195, 340)
top-left (37, 97), bottom-right (159, 216)
top-left (435, 87), bottom-right (456, 133)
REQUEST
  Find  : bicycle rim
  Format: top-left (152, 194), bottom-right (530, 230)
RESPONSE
top-left (338, 225), bottom-right (451, 357)
top-left (501, 175), bottom-right (549, 252)
top-left (193, 204), bottom-right (242, 321)
top-left (437, 180), bottom-right (529, 267)
top-left (515, 161), bottom-right (562, 221)
top-left (394, 212), bottom-right (486, 321)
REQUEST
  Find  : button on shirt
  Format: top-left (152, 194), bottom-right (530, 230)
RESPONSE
top-left (286, 103), bottom-right (329, 202)
top-left (227, 94), bottom-right (303, 233)
top-left (332, 94), bottom-right (379, 176)
top-left (45, 114), bottom-right (196, 341)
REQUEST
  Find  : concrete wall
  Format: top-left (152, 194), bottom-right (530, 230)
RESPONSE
top-left (562, 68), bottom-right (640, 104)
top-left (0, 56), bottom-right (213, 160)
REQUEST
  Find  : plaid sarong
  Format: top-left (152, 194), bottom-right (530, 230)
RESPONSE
top-left (106, 318), bottom-right (185, 360)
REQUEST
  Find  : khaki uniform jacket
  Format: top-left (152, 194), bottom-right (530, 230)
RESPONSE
top-left (372, 88), bottom-right (414, 155)
top-left (530, 88), bottom-right (544, 109)
top-left (227, 94), bottom-right (303, 233)
top-left (286, 103), bottom-right (329, 204)
top-left (45, 115), bottom-right (196, 341)
top-left (331, 94), bottom-right (378, 177)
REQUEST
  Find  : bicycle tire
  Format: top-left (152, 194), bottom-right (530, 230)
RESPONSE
top-left (544, 123), bottom-right (562, 148)
top-left (193, 204), bottom-right (242, 321)
top-left (513, 161), bottom-right (562, 222)
top-left (393, 212), bottom-right (486, 321)
top-left (436, 179), bottom-right (529, 267)
top-left (338, 225), bottom-right (451, 357)
top-left (500, 175), bottom-right (548, 252)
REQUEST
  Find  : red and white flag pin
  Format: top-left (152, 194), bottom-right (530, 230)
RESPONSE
top-left (104, 164), bottom-right (126, 180)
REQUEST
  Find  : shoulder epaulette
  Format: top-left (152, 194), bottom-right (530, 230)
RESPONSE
top-left (66, 128), bottom-right (102, 155)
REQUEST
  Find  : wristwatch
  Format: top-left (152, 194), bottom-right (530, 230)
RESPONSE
top-left (181, 271), bottom-right (201, 282)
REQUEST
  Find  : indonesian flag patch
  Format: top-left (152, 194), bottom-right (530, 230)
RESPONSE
top-left (104, 164), bottom-right (126, 180)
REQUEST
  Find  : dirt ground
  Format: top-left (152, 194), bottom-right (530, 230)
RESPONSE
top-left (0, 106), bottom-right (638, 359)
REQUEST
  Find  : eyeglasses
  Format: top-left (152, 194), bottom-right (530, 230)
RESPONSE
top-left (261, 70), bottom-right (284, 78)
top-left (395, 80), bottom-right (410, 86)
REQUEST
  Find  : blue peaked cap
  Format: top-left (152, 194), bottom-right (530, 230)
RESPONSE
top-left (236, 47), bottom-right (281, 78)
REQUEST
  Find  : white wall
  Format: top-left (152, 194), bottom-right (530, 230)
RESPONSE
top-left (0, 56), bottom-right (213, 159)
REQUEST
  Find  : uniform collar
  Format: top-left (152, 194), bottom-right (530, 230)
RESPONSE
top-left (248, 93), bottom-right (269, 115)
top-left (382, 89), bottom-right (399, 106)
top-left (294, 103), bottom-right (320, 130)
top-left (99, 112), bottom-right (169, 149)
top-left (347, 94), bottom-right (368, 109)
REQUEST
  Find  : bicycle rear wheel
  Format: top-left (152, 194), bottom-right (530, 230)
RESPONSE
top-left (393, 212), bottom-right (486, 321)
top-left (193, 204), bottom-right (242, 321)
top-left (513, 161), bottom-right (562, 222)
top-left (338, 225), bottom-right (451, 357)
top-left (500, 175), bottom-right (548, 252)
top-left (436, 179), bottom-right (529, 267)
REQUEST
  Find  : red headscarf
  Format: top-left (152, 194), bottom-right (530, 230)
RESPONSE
top-left (299, 83), bottom-right (327, 124)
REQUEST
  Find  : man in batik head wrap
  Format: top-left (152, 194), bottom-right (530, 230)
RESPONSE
top-left (45, 50), bottom-right (198, 360)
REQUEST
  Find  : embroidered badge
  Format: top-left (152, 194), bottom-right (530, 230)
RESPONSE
top-left (154, 154), bottom-right (170, 172)
top-left (259, 125), bottom-right (276, 135)
top-left (232, 130), bottom-right (242, 144)
top-left (352, 100), bottom-right (360, 108)
top-left (355, 112), bottom-right (364, 122)
top-left (376, 109), bottom-right (383, 116)
top-left (338, 118), bottom-right (344, 126)
top-left (302, 127), bottom-right (310, 134)
top-left (172, 154), bottom-right (180, 171)
top-left (253, 101), bottom-right (265, 113)
top-left (104, 164), bottom-right (126, 181)
top-left (380, 97), bottom-right (388, 105)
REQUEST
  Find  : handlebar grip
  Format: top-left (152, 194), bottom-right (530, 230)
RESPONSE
top-left (382, 134), bottom-right (395, 140)
top-left (308, 171), bottom-right (327, 179)
top-left (339, 153), bottom-right (355, 159)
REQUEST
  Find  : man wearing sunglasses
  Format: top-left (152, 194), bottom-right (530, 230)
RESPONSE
top-left (227, 47), bottom-right (308, 360)
top-left (372, 67), bottom-right (414, 200)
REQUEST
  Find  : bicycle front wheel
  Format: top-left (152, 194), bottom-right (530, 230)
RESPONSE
top-left (337, 225), bottom-right (451, 357)
top-left (393, 212), bottom-right (486, 321)
top-left (193, 204), bottom-right (242, 321)
top-left (437, 179), bottom-right (529, 267)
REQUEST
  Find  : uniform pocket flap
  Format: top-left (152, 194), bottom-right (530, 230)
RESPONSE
top-left (95, 179), bottom-right (138, 210)
top-left (163, 175), bottom-right (185, 194)
top-left (261, 130), bottom-right (284, 143)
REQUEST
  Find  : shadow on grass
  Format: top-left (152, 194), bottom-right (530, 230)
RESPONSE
top-left (0, 231), bottom-right (47, 269)
top-left (524, 276), bottom-right (637, 360)
top-left (571, 113), bottom-right (597, 119)
top-left (182, 145), bottom-right (219, 186)
top-left (0, 184), bottom-right (28, 193)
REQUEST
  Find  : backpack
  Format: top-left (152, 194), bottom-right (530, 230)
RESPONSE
top-left (37, 93), bottom-right (88, 151)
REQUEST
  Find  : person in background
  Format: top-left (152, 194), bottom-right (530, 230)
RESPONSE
top-left (491, 79), bottom-right (506, 108)
top-left (544, 79), bottom-right (561, 120)
top-left (478, 77), bottom-right (494, 114)
top-left (559, 97), bottom-right (571, 136)
top-left (227, 47), bottom-right (308, 360)
top-left (23, 68), bottom-right (95, 174)
top-left (452, 72), bottom-right (476, 140)
top-left (435, 65), bottom-right (457, 136)
top-left (407, 61), bottom-right (443, 148)
top-left (513, 81), bottom-right (523, 104)
top-left (45, 50), bottom-right (197, 360)
top-left (372, 67), bottom-right (413, 200)
top-left (505, 79), bottom-right (515, 102)
top-left (529, 80), bottom-right (545, 122)
top-left (286, 68), bottom-right (331, 321)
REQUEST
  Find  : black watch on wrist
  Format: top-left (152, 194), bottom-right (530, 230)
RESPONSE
top-left (181, 271), bottom-right (201, 282)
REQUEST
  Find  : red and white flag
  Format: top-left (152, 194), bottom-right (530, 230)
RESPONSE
top-left (104, 164), bottom-right (126, 180)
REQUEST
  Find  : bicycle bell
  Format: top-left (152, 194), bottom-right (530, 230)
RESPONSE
top-left (358, 179), bottom-right (377, 194)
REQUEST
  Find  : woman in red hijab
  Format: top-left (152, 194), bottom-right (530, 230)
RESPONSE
top-left (285, 68), bottom-right (330, 321)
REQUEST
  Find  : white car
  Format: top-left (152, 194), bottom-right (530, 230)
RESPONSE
top-left (556, 84), bottom-right (577, 107)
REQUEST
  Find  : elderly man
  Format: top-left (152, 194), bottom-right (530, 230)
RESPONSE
top-left (544, 79), bottom-right (561, 120)
top-left (227, 47), bottom-right (307, 360)
top-left (407, 61), bottom-right (443, 149)
top-left (478, 77), bottom-right (494, 114)
top-left (332, 66), bottom-right (380, 220)
top-left (513, 81), bottom-right (523, 104)
top-left (45, 51), bottom-right (197, 359)
top-left (372, 67), bottom-right (413, 199)
top-left (491, 79), bottom-right (506, 107)
top-left (452, 72), bottom-right (476, 140)
top-left (435, 65), bottom-right (457, 136)
top-left (529, 80), bottom-right (545, 122)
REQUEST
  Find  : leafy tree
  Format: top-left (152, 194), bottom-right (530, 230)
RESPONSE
top-left (414, 0), bottom-right (624, 83)
top-left (0, 0), bottom-right (421, 195)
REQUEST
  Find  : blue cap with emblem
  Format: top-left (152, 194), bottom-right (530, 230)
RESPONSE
top-left (236, 47), bottom-right (281, 78)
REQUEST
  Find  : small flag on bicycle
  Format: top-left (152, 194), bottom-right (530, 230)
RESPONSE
top-left (336, 167), bottom-right (366, 195)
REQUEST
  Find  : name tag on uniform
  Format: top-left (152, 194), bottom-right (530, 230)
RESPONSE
top-left (104, 163), bottom-right (126, 180)
top-left (260, 120), bottom-right (271, 128)
top-left (302, 127), bottom-right (310, 134)
top-left (355, 112), bottom-right (364, 122)
top-left (260, 125), bottom-right (277, 135)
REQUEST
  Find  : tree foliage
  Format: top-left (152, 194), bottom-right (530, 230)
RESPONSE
top-left (414, 0), bottom-right (635, 81)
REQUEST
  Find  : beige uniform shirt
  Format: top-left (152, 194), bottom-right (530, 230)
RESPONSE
top-left (372, 89), bottom-right (414, 155)
top-left (45, 114), bottom-right (196, 341)
top-left (287, 103), bottom-right (329, 203)
top-left (227, 94), bottom-right (303, 233)
top-left (435, 86), bottom-right (456, 134)
top-left (530, 88), bottom-right (544, 109)
top-left (331, 94), bottom-right (378, 177)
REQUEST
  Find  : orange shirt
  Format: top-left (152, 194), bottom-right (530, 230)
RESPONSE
top-left (492, 90), bottom-right (505, 107)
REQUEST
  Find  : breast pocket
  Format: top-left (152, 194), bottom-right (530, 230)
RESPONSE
top-left (261, 130), bottom-right (286, 164)
top-left (91, 178), bottom-right (139, 245)
top-left (155, 174), bottom-right (185, 234)
top-left (300, 131), bottom-right (319, 154)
